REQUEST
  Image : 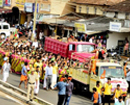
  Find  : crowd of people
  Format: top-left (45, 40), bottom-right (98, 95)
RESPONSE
top-left (0, 36), bottom-right (73, 105)
top-left (0, 33), bottom-right (130, 105)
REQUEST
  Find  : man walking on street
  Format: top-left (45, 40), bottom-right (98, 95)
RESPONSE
top-left (103, 78), bottom-right (112, 105)
top-left (45, 62), bottom-right (53, 90)
top-left (54, 78), bottom-right (69, 105)
top-left (26, 69), bottom-right (38, 103)
top-left (1, 57), bottom-right (11, 82)
top-left (19, 62), bottom-right (28, 89)
top-left (64, 76), bottom-right (73, 105)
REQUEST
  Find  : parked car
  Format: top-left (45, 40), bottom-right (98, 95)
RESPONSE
top-left (0, 22), bottom-right (10, 39)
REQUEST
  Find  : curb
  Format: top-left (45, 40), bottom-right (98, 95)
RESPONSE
top-left (0, 80), bottom-right (53, 105)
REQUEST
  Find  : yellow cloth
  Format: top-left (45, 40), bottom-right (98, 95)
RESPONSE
top-left (94, 85), bottom-right (102, 95)
top-left (35, 72), bottom-right (40, 80)
top-left (104, 83), bottom-right (112, 95)
top-left (34, 62), bottom-right (42, 71)
top-left (114, 89), bottom-right (123, 98)
top-left (53, 66), bottom-right (58, 74)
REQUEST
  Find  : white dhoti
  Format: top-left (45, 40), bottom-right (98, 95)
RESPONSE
top-left (51, 74), bottom-right (57, 89)
top-left (34, 80), bottom-right (40, 94)
top-left (3, 72), bottom-right (9, 82)
top-left (43, 76), bottom-right (46, 88)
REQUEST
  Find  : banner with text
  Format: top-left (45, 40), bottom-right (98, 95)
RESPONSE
top-left (74, 23), bottom-right (87, 33)
top-left (0, 0), bottom-right (3, 7)
top-left (15, 0), bottom-right (25, 8)
top-left (3, 0), bottom-right (11, 6)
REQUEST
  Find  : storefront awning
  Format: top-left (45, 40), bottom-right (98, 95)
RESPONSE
top-left (0, 8), bottom-right (12, 14)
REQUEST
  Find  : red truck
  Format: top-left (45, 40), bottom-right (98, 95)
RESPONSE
top-left (44, 37), bottom-right (95, 60)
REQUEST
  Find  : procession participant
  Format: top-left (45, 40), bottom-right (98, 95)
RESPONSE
top-left (114, 96), bottom-right (124, 105)
top-left (19, 62), bottom-right (28, 89)
top-left (26, 69), bottom-right (38, 103)
top-left (91, 88), bottom-right (101, 105)
top-left (94, 81), bottom-right (102, 95)
top-left (113, 84), bottom-right (123, 103)
top-left (45, 62), bottom-right (53, 90)
top-left (1, 57), bottom-right (12, 82)
top-left (103, 78), bottom-right (112, 105)
top-left (51, 61), bottom-right (58, 89)
top-left (34, 66), bottom-right (41, 96)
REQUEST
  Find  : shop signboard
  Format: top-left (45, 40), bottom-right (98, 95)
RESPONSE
top-left (24, 3), bottom-right (33, 12)
top-left (109, 22), bottom-right (121, 32)
top-left (0, 0), bottom-right (3, 7)
top-left (74, 23), bottom-right (87, 33)
top-left (15, 0), bottom-right (25, 8)
top-left (3, 0), bottom-right (11, 6)
top-left (40, 4), bottom-right (50, 12)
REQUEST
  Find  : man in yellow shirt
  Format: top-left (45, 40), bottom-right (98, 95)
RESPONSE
top-left (113, 84), bottom-right (123, 103)
top-left (94, 81), bottom-right (102, 95)
top-left (103, 78), bottom-right (112, 105)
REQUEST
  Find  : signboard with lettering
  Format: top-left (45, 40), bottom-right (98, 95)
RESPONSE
top-left (24, 3), bottom-right (33, 12)
top-left (15, 0), bottom-right (25, 8)
top-left (0, 0), bottom-right (3, 7)
top-left (3, 0), bottom-right (11, 6)
top-left (40, 4), bottom-right (50, 12)
top-left (74, 23), bottom-right (87, 33)
top-left (109, 22), bottom-right (121, 32)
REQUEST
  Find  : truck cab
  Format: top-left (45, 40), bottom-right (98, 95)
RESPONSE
top-left (68, 42), bottom-right (95, 59)
top-left (69, 57), bottom-right (128, 95)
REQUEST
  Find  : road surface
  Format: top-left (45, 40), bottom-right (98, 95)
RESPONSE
top-left (0, 91), bottom-right (26, 105)
top-left (0, 73), bottom-right (92, 105)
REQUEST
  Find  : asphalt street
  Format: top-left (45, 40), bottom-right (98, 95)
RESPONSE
top-left (0, 73), bottom-right (92, 105)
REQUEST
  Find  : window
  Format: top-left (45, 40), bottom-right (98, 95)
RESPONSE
top-left (3, 25), bottom-right (8, 29)
top-left (79, 6), bottom-right (82, 13)
top-left (86, 7), bottom-right (89, 14)
top-left (0, 26), bottom-right (1, 29)
top-left (69, 44), bottom-right (75, 51)
top-left (94, 7), bottom-right (97, 15)
top-left (77, 45), bottom-right (94, 52)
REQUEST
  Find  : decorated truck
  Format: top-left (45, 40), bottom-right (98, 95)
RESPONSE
top-left (44, 37), bottom-right (95, 59)
top-left (69, 52), bottom-right (128, 96)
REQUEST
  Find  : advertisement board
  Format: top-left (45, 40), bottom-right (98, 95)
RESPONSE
top-left (24, 3), bottom-right (33, 12)
top-left (3, 0), bottom-right (11, 6)
top-left (0, 0), bottom-right (3, 7)
top-left (74, 23), bottom-right (86, 33)
top-left (15, 0), bottom-right (25, 8)
top-left (109, 22), bottom-right (121, 32)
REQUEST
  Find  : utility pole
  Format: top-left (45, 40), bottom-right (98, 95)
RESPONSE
top-left (31, 0), bottom-right (38, 41)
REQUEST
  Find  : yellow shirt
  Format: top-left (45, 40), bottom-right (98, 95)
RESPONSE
top-left (34, 62), bottom-right (42, 70)
top-left (114, 89), bottom-right (123, 98)
top-left (94, 85), bottom-right (102, 95)
top-left (104, 83), bottom-right (112, 95)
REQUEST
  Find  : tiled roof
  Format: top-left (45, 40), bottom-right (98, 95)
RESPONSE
top-left (105, 0), bottom-right (130, 13)
top-left (70, 0), bottom-right (125, 6)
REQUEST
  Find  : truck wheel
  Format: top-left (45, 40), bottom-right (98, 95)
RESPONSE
top-left (1, 34), bottom-right (5, 39)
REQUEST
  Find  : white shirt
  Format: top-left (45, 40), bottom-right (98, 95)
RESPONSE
top-left (126, 71), bottom-right (130, 81)
top-left (32, 41), bottom-right (38, 48)
top-left (89, 38), bottom-right (93, 43)
top-left (39, 32), bottom-right (43, 40)
top-left (2, 62), bottom-right (11, 73)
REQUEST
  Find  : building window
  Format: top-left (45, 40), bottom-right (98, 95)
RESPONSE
top-left (79, 6), bottom-right (82, 13)
top-left (94, 7), bottom-right (97, 15)
top-left (86, 7), bottom-right (89, 14)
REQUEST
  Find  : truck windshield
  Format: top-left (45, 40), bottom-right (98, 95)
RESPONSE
top-left (77, 45), bottom-right (94, 52)
top-left (100, 66), bottom-right (124, 78)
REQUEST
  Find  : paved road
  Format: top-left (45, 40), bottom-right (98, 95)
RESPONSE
top-left (0, 91), bottom-right (26, 105)
top-left (0, 73), bottom-right (92, 105)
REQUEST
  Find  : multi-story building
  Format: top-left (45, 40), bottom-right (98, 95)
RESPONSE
top-left (0, 0), bottom-right (74, 25)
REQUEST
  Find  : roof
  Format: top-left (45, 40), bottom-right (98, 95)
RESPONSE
top-left (105, 0), bottom-right (130, 13)
top-left (70, 0), bottom-right (125, 6)
top-left (0, 22), bottom-right (10, 25)
top-left (96, 62), bottom-right (121, 67)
